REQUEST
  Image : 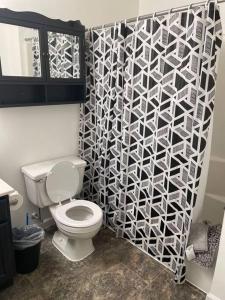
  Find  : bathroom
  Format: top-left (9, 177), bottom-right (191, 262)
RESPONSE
top-left (0, 0), bottom-right (224, 299)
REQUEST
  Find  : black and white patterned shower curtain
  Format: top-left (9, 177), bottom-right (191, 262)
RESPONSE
top-left (80, 1), bottom-right (222, 283)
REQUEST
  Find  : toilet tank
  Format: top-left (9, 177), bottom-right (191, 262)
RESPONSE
top-left (21, 156), bottom-right (87, 208)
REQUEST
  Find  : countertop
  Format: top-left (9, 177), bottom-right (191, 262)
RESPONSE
top-left (0, 179), bottom-right (14, 197)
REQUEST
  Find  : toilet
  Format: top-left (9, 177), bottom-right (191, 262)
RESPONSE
top-left (21, 156), bottom-right (103, 261)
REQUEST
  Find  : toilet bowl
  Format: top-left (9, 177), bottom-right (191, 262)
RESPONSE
top-left (50, 200), bottom-right (103, 261)
top-left (21, 156), bottom-right (103, 262)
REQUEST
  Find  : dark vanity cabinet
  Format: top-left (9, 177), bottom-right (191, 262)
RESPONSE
top-left (0, 9), bottom-right (86, 107)
top-left (0, 195), bottom-right (15, 289)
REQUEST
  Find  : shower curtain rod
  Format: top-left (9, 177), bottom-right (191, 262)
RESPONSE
top-left (87, 0), bottom-right (225, 31)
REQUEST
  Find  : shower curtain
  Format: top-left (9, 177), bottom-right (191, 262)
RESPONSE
top-left (80, 1), bottom-right (222, 283)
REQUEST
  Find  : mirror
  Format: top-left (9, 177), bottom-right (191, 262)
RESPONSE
top-left (48, 31), bottom-right (80, 79)
top-left (0, 23), bottom-right (41, 77)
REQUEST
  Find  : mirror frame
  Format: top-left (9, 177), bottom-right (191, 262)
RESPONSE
top-left (0, 8), bottom-right (85, 84)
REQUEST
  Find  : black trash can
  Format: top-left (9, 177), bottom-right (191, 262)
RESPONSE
top-left (15, 242), bottom-right (41, 274)
top-left (12, 224), bottom-right (44, 274)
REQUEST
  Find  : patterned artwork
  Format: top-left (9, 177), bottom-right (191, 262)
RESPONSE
top-left (48, 31), bottom-right (80, 78)
top-left (80, 1), bottom-right (222, 283)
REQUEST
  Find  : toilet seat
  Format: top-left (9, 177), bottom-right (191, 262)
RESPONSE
top-left (54, 200), bottom-right (103, 228)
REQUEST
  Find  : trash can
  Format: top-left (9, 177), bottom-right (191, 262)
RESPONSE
top-left (12, 224), bottom-right (45, 274)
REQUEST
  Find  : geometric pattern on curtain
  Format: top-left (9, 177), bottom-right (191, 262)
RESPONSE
top-left (48, 32), bottom-right (80, 78)
top-left (80, 1), bottom-right (222, 283)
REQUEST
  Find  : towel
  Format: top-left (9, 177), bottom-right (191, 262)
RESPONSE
top-left (194, 224), bottom-right (222, 268)
top-left (188, 223), bottom-right (209, 252)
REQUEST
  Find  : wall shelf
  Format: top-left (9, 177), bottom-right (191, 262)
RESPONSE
top-left (0, 9), bottom-right (86, 107)
top-left (0, 83), bottom-right (85, 107)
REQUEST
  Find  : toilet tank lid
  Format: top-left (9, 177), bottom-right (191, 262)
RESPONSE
top-left (21, 156), bottom-right (87, 181)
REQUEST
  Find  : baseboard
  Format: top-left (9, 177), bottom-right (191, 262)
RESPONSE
top-left (42, 218), bottom-right (55, 229)
top-left (206, 293), bottom-right (222, 300)
top-left (33, 216), bottom-right (55, 230)
top-left (186, 279), bottom-right (206, 294)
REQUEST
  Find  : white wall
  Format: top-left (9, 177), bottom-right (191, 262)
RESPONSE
top-left (0, 0), bottom-right (139, 28)
top-left (139, 0), bottom-right (190, 15)
top-left (0, 0), bottom-right (139, 227)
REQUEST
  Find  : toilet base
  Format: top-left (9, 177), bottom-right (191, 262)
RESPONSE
top-left (52, 230), bottom-right (95, 261)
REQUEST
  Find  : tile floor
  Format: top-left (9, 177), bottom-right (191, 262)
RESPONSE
top-left (0, 227), bottom-right (206, 300)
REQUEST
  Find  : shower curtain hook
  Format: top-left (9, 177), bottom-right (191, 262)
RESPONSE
top-left (187, 3), bottom-right (193, 15)
top-left (168, 8), bottom-right (173, 18)
top-left (135, 15), bottom-right (140, 28)
top-left (205, 0), bottom-right (211, 8)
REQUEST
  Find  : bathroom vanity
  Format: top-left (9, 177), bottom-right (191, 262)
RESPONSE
top-left (0, 180), bottom-right (16, 289)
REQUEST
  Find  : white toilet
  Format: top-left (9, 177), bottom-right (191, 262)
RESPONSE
top-left (21, 156), bottom-right (103, 261)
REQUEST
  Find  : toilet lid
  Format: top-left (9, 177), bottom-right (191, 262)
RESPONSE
top-left (46, 161), bottom-right (79, 203)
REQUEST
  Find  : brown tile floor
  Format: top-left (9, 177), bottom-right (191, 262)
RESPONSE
top-left (0, 227), bottom-right (206, 300)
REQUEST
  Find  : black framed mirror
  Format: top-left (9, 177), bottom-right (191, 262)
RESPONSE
top-left (0, 8), bottom-right (86, 107)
